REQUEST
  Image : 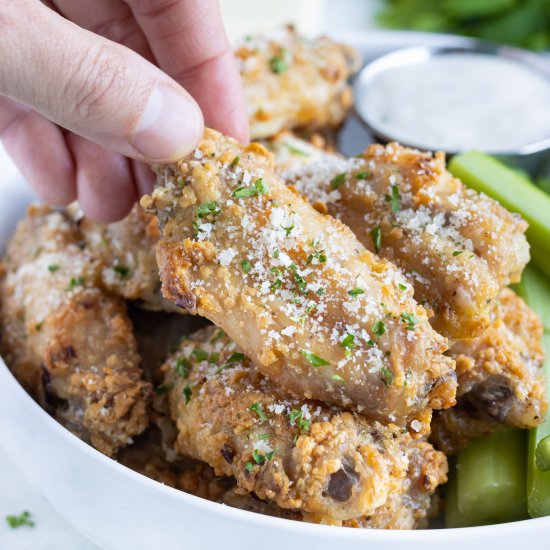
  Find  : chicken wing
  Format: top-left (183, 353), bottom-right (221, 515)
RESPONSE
top-left (431, 288), bottom-right (547, 454)
top-left (0, 205), bottom-right (151, 456)
top-left (161, 325), bottom-right (447, 523)
top-left (223, 437), bottom-right (447, 529)
top-left (142, 129), bottom-right (456, 426)
top-left (277, 138), bottom-right (530, 339)
top-left (237, 26), bottom-right (361, 140)
top-left (68, 204), bottom-right (180, 313)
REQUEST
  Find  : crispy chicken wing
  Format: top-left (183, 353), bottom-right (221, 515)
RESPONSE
top-left (431, 288), bottom-right (547, 454)
top-left (237, 26), bottom-right (360, 140)
top-left (68, 204), bottom-right (180, 313)
top-left (162, 325), bottom-right (444, 523)
top-left (276, 138), bottom-right (530, 339)
top-left (223, 437), bottom-right (447, 529)
top-left (143, 129), bottom-right (456, 426)
top-left (0, 205), bottom-right (151, 456)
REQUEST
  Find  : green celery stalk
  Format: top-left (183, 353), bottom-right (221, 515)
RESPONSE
top-left (455, 428), bottom-right (528, 525)
top-left (445, 465), bottom-right (471, 528)
top-left (448, 152), bottom-right (550, 279)
top-left (515, 266), bottom-right (550, 517)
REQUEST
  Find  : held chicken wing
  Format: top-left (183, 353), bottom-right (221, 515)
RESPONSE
top-left (142, 128), bottom-right (456, 426)
top-left (68, 204), bottom-right (180, 313)
top-left (222, 437), bottom-right (447, 529)
top-left (277, 138), bottom-right (530, 339)
top-left (161, 325), bottom-right (441, 523)
top-left (431, 288), bottom-right (547, 454)
top-left (0, 205), bottom-right (151, 456)
top-left (237, 26), bottom-right (361, 140)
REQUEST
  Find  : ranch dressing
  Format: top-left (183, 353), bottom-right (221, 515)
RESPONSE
top-left (361, 53), bottom-right (550, 153)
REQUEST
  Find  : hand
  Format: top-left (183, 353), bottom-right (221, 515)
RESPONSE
top-left (0, 0), bottom-right (248, 221)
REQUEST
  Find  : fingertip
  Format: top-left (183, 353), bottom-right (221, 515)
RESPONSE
top-left (131, 159), bottom-right (156, 197)
top-left (69, 135), bottom-right (136, 223)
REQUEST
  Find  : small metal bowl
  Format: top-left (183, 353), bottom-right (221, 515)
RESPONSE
top-left (354, 43), bottom-right (550, 176)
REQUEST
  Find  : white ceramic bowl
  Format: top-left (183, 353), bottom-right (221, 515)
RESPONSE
top-left (2, 31), bottom-right (550, 549)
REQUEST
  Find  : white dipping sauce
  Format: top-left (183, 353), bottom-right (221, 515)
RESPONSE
top-left (361, 53), bottom-right (550, 153)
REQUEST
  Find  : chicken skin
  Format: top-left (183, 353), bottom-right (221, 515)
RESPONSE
top-left (68, 204), bottom-right (180, 313)
top-left (431, 288), bottom-right (547, 454)
top-left (276, 137), bottom-right (530, 339)
top-left (142, 129), bottom-right (456, 426)
top-left (161, 325), bottom-right (447, 524)
top-left (236, 26), bottom-right (361, 140)
top-left (223, 437), bottom-right (447, 529)
top-left (0, 205), bottom-right (151, 456)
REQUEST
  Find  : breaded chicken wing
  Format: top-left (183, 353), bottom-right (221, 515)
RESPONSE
top-left (0, 205), bottom-right (151, 456)
top-left (223, 437), bottom-right (447, 529)
top-left (68, 204), bottom-right (180, 313)
top-left (431, 288), bottom-right (547, 454)
top-left (162, 325), bottom-right (439, 523)
top-left (143, 129), bottom-right (456, 426)
top-left (277, 138), bottom-right (530, 339)
top-left (237, 26), bottom-right (360, 140)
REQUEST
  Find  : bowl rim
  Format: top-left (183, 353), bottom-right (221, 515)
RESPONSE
top-left (2, 356), bottom-right (550, 540)
top-left (353, 42), bottom-right (550, 157)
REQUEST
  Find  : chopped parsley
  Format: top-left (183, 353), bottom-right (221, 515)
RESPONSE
top-left (398, 283), bottom-right (407, 291)
top-left (370, 225), bottom-right (382, 252)
top-left (241, 259), bottom-right (251, 274)
top-left (385, 184), bottom-right (400, 212)
top-left (66, 276), bottom-right (84, 290)
top-left (191, 348), bottom-right (208, 362)
top-left (307, 248), bottom-right (327, 265)
top-left (356, 171), bottom-right (371, 180)
top-left (284, 142), bottom-right (309, 156)
top-left (227, 352), bottom-right (245, 363)
top-left (230, 156), bottom-right (240, 169)
top-left (380, 366), bottom-right (394, 387)
top-left (34, 321), bottom-right (44, 332)
top-left (348, 287), bottom-right (365, 298)
top-left (340, 334), bottom-right (355, 356)
top-left (289, 409), bottom-right (311, 431)
top-left (211, 329), bottom-right (226, 343)
top-left (175, 358), bottom-right (190, 378)
top-left (289, 264), bottom-right (307, 294)
top-left (453, 250), bottom-right (464, 256)
top-left (282, 223), bottom-right (294, 237)
top-left (270, 278), bottom-right (282, 292)
top-left (249, 402), bottom-right (267, 422)
top-left (330, 172), bottom-right (347, 190)
top-left (196, 201), bottom-right (221, 219)
top-left (113, 265), bottom-right (131, 279)
top-left (154, 383), bottom-right (174, 396)
top-left (48, 264), bottom-right (60, 273)
top-left (269, 55), bottom-right (288, 74)
top-left (257, 433), bottom-right (272, 440)
top-left (401, 312), bottom-right (419, 331)
top-left (233, 178), bottom-right (269, 199)
top-left (273, 248), bottom-right (280, 259)
top-left (331, 374), bottom-right (346, 384)
top-left (301, 350), bottom-right (330, 367)
top-left (6, 511), bottom-right (34, 529)
top-left (252, 449), bottom-right (275, 465)
top-left (183, 384), bottom-right (193, 405)
top-left (372, 320), bottom-right (386, 337)
top-left (244, 461), bottom-right (254, 473)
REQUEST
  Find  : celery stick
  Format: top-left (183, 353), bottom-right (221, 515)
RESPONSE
top-left (456, 429), bottom-right (528, 525)
top-left (445, 466), bottom-right (472, 528)
top-left (514, 266), bottom-right (550, 332)
top-left (448, 152), bottom-right (550, 279)
top-left (527, 333), bottom-right (550, 517)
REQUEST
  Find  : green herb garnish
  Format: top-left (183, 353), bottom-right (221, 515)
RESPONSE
top-left (370, 225), bottom-right (382, 252)
top-left (191, 348), bottom-right (208, 362)
top-left (401, 312), bottom-right (419, 331)
top-left (330, 172), bottom-right (347, 189)
top-left (233, 178), bottom-right (269, 199)
top-left (249, 402), bottom-right (267, 422)
top-left (154, 383), bottom-right (174, 396)
top-left (67, 276), bottom-right (85, 290)
top-left (331, 374), bottom-right (346, 384)
top-left (183, 384), bottom-right (193, 405)
top-left (301, 350), bottom-right (330, 367)
top-left (175, 358), bottom-right (190, 378)
top-left (385, 184), bottom-right (400, 212)
top-left (372, 320), bottom-right (386, 337)
top-left (269, 55), bottom-right (288, 74)
top-left (340, 334), bottom-right (355, 356)
top-left (230, 156), bottom-right (240, 169)
top-left (348, 287), bottom-right (365, 298)
top-left (48, 264), bottom-right (60, 273)
top-left (6, 511), bottom-right (34, 529)
top-left (241, 259), bottom-right (251, 274)
top-left (380, 366), bottom-right (394, 387)
top-left (114, 265), bottom-right (131, 279)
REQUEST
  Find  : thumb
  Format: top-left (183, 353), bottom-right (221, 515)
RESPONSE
top-left (0, 1), bottom-right (204, 163)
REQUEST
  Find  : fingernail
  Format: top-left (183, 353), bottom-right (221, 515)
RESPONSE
top-left (132, 83), bottom-right (204, 162)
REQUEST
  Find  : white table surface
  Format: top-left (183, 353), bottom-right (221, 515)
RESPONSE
top-left (0, 2), bottom-right (384, 548)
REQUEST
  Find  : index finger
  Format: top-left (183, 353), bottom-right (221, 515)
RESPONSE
top-left (125, 0), bottom-right (249, 143)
